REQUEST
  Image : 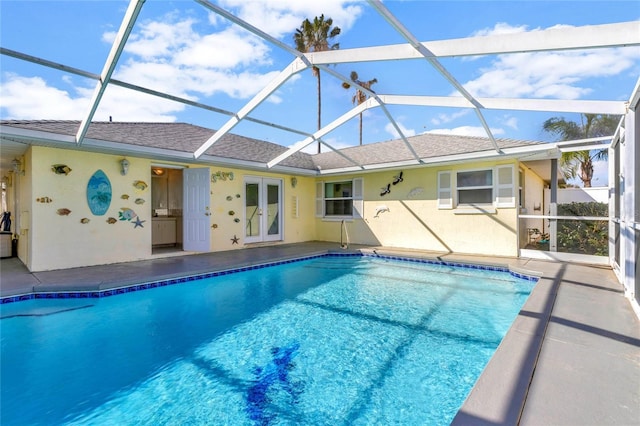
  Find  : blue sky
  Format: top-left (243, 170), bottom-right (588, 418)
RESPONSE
top-left (1, 1), bottom-right (639, 184)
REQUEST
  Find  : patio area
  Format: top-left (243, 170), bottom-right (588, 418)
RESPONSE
top-left (2, 241), bottom-right (638, 425)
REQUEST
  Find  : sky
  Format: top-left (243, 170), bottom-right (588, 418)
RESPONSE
top-left (1, 0), bottom-right (639, 185)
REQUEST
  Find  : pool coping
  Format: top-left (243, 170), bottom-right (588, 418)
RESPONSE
top-left (0, 250), bottom-right (539, 303)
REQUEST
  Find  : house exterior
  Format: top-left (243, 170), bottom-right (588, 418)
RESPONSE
top-left (1, 120), bottom-right (562, 272)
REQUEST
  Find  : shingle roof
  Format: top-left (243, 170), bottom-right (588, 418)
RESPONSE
top-left (1, 120), bottom-right (545, 172)
top-left (0, 120), bottom-right (317, 170)
top-left (312, 133), bottom-right (544, 170)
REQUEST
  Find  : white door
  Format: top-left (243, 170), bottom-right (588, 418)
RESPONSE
top-left (245, 177), bottom-right (282, 244)
top-left (183, 168), bottom-right (210, 251)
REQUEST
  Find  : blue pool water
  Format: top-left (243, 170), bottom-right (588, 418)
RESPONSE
top-left (0, 254), bottom-right (536, 425)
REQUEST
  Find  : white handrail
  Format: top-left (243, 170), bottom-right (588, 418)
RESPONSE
top-left (519, 214), bottom-right (609, 221)
top-left (340, 220), bottom-right (350, 249)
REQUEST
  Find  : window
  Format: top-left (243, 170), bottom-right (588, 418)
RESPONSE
top-left (437, 165), bottom-right (515, 210)
top-left (316, 178), bottom-right (363, 218)
top-left (519, 168), bottom-right (524, 208)
top-left (457, 169), bottom-right (493, 205)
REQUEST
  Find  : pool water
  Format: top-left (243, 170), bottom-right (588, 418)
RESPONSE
top-left (0, 255), bottom-right (536, 425)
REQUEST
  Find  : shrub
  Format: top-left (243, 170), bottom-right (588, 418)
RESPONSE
top-left (556, 202), bottom-right (608, 255)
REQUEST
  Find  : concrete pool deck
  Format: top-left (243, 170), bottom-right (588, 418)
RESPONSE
top-left (1, 242), bottom-right (639, 425)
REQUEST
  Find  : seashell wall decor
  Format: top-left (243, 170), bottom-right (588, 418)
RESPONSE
top-left (57, 208), bottom-right (72, 216)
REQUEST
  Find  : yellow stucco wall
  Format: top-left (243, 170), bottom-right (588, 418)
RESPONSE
top-left (207, 168), bottom-right (316, 251)
top-left (28, 147), bottom-right (153, 271)
top-left (22, 146), bottom-right (318, 270)
top-left (316, 160), bottom-right (522, 257)
top-left (14, 149), bottom-right (32, 264)
top-left (20, 146), bottom-right (535, 270)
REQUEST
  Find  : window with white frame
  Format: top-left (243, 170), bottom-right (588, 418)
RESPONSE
top-left (457, 169), bottom-right (493, 205)
top-left (316, 178), bottom-right (363, 218)
top-left (519, 168), bottom-right (524, 208)
top-left (437, 165), bottom-right (515, 209)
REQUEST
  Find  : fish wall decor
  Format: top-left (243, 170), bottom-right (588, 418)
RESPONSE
top-left (52, 164), bottom-right (72, 175)
top-left (374, 205), bottom-right (390, 218)
top-left (407, 187), bottom-right (424, 198)
top-left (133, 180), bottom-right (148, 191)
top-left (57, 208), bottom-right (71, 216)
top-left (118, 207), bottom-right (137, 221)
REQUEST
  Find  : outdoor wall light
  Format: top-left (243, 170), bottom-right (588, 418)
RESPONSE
top-left (120, 158), bottom-right (130, 176)
top-left (12, 158), bottom-right (20, 172)
top-left (291, 177), bottom-right (297, 188)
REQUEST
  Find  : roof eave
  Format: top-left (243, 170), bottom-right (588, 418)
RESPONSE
top-left (316, 143), bottom-right (561, 176)
top-left (0, 125), bottom-right (319, 175)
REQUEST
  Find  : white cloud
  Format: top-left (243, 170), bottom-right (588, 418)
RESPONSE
top-left (385, 121), bottom-right (416, 139)
top-left (425, 126), bottom-right (505, 138)
top-left (219, 0), bottom-right (363, 38)
top-left (471, 22), bottom-right (530, 37)
top-left (502, 116), bottom-right (518, 130)
top-left (1, 2), bottom-right (363, 122)
top-left (94, 85), bottom-right (183, 122)
top-left (430, 109), bottom-right (470, 126)
top-left (125, 18), bottom-right (199, 60)
top-left (0, 74), bottom-right (90, 119)
top-left (462, 23), bottom-right (640, 99)
top-left (465, 48), bottom-right (640, 99)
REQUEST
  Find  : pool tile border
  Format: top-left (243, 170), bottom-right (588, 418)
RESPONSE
top-left (0, 252), bottom-right (538, 304)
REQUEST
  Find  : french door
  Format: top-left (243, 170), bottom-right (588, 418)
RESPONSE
top-left (244, 177), bottom-right (282, 243)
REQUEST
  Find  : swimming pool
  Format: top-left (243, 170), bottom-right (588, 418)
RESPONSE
top-left (1, 254), bottom-right (536, 425)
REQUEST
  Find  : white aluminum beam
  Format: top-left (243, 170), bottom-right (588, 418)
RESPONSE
top-left (306, 21), bottom-right (640, 65)
top-left (194, 57), bottom-right (309, 158)
top-left (76, 0), bottom-right (145, 146)
top-left (194, 0), bottom-right (305, 60)
top-left (380, 95), bottom-right (627, 115)
top-left (368, 0), bottom-right (501, 153)
top-left (319, 140), bottom-right (365, 169)
top-left (0, 46), bottom-right (314, 138)
top-left (317, 64), bottom-right (421, 163)
top-left (629, 77), bottom-right (640, 110)
top-left (0, 47), bottom-right (100, 80)
top-left (479, 97), bottom-right (627, 115)
top-left (267, 99), bottom-right (376, 168)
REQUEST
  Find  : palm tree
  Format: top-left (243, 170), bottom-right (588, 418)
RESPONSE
top-left (542, 114), bottom-right (620, 187)
top-left (294, 15), bottom-right (341, 153)
top-left (342, 71), bottom-right (378, 145)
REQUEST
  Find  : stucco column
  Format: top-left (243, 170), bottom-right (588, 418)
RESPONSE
top-left (549, 158), bottom-right (558, 252)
